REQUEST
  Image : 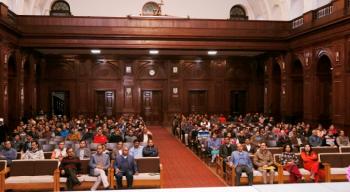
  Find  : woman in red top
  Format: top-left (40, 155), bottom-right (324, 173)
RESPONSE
top-left (93, 128), bottom-right (108, 144)
top-left (300, 144), bottom-right (325, 182)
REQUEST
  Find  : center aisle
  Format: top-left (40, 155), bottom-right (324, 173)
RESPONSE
top-left (148, 126), bottom-right (226, 188)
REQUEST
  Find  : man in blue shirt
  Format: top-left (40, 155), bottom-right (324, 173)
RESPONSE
top-left (0, 141), bottom-right (17, 165)
top-left (129, 140), bottom-right (144, 158)
top-left (230, 143), bottom-right (253, 186)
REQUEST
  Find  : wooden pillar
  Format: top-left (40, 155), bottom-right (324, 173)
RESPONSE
top-left (264, 57), bottom-right (273, 115)
top-left (16, 50), bottom-right (25, 119)
top-left (0, 44), bottom-right (10, 124)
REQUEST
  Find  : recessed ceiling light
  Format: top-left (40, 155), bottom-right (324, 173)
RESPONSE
top-left (208, 50), bottom-right (217, 55)
top-left (149, 50), bottom-right (159, 55)
top-left (91, 49), bottom-right (101, 54)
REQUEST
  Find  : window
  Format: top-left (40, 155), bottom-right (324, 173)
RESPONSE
top-left (142, 1), bottom-right (161, 16)
top-left (230, 5), bottom-right (248, 20)
top-left (50, 0), bottom-right (72, 16)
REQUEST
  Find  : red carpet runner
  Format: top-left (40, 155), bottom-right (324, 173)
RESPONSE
top-left (148, 126), bottom-right (226, 188)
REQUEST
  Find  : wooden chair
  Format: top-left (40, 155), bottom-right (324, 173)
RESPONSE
top-left (0, 160), bottom-right (60, 191)
top-left (110, 157), bottom-right (163, 189)
top-left (319, 152), bottom-right (350, 182)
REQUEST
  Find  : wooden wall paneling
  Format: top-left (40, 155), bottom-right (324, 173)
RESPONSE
top-left (347, 38), bottom-right (350, 72)
top-left (23, 55), bottom-right (36, 117)
top-left (0, 44), bottom-right (9, 123)
top-left (345, 75), bottom-right (350, 133)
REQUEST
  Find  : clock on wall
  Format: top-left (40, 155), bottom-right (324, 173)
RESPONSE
top-left (142, 1), bottom-right (161, 16)
top-left (149, 69), bottom-right (156, 76)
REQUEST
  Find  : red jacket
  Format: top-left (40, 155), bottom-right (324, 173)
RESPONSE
top-left (93, 134), bottom-right (108, 144)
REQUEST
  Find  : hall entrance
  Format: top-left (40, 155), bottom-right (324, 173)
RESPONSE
top-left (51, 91), bottom-right (70, 116)
top-left (95, 91), bottom-right (115, 116)
top-left (188, 90), bottom-right (208, 114)
top-left (230, 90), bottom-right (247, 116)
top-left (141, 90), bottom-right (163, 125)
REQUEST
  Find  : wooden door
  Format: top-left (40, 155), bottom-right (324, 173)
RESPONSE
top-left (142, 91), bottom-right (163, 125)
top-left (188, 90), bottom-right (207, 114)
top-left (96, 91), bottom-right (115, 116)
top-left (230, 91), bottom-right (246, 115)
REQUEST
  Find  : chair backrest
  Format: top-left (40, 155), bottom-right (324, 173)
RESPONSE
top-left (90, 143), bottom-right (99, 151)
top-left (10, 160), bottom-right (59, 176)
top-left (124, 142), bottom-right (133, 149)
top-left (42, 144), bottom-right (55, 152)
top-left (267, 147), bottom-right (283, 155)
top-left (300, 146), bottom-right (339, 154)
top-left (319, 153), bottom-right (350, 168)
top-left (38, 138), bottom-right (48, 145)
top-left (135, 157), bottom-right (160, 173)
top-left (44, 152), bottom-right (52, 159)
top-left (54, 136), bottom-right (64, 142)
top-left (0, 160), bottom-right (7, 171)
top-left (74, 143), bottom-right (80, 150)
top-left (266, 140), bottom-right (277, 147)
top-left (106, 143), bottom-right (117, 151)
top-left (80, 159), bottom-right (90, 174)
top-left (340, 146), bottom-right (350, 153)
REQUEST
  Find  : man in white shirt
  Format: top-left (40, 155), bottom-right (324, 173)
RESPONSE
top-left (22, 141), bottom-right (44, 160)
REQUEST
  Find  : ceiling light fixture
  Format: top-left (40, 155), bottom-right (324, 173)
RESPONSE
top-left (149, 50), bottom-right (159, 55)
top-left (90, 49), bottom-right (101, 54)
top-left (208, 50), bottom-right (217, 55)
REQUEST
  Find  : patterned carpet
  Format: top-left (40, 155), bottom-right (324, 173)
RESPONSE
top-left (148, 126), bottom-right (226, 188)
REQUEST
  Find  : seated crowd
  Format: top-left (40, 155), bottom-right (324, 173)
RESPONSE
top-left (0, 113), bottom-right (159, 191)
top-left (172, 113), bottom-right (350, 185)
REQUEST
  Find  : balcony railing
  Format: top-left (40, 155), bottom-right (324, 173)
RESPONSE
top-left (314, 4), bottom-right (334, 19)
top-left (292, 17), bottom-right (304, 29)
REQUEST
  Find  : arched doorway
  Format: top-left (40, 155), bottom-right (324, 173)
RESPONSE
top-left (7, 54), bottom-right (18, 130)
top-left (271, 61), bottom-right (281, 121)
top-left (291, 59), bottom-right (304, 122)
top-left (316, 55), bottom-right (332, 126)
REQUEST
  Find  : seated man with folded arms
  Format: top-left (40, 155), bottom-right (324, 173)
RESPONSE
top-left (60, 147), bottom-right (81, 190)
top-left (89, 145), bottom-right (110, 190)
top-left (0, 141), bottom-right (17, 165)
top-left (253, 142), bottom-right (275, 184)
top-left (51, 141), bottom-right (67, 161)
top-left (142, 139), bottom-right (159, 157)
top-left (219, 136), bottom-right (236, 173)
top-left (115, 146), bottom-right (138, 189)
top-left (229, 143), bottom-right (253, 186)
top-left (22, 140), bottom-right (44, 159)
top-left (75, 140), bottom-right (91, 160)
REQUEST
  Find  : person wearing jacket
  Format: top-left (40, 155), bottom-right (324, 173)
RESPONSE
top-left (142, 139), bottom-right (158, 157)
top-left (114, 147), bottom-right (138, 189)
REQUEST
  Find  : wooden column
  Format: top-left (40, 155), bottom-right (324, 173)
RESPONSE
top-left (0, 44), bottom-right (9, 124)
